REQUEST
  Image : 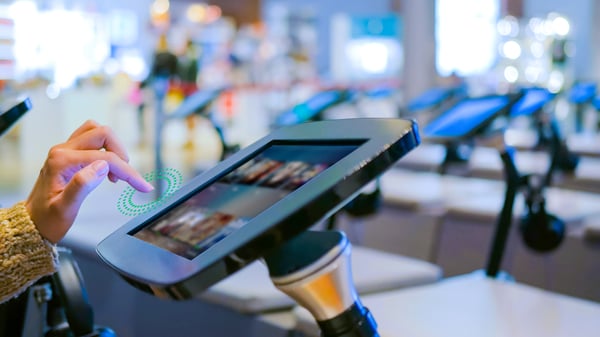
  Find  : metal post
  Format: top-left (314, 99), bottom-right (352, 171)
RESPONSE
top-left (153, 77), bottom-right (169, 198)
top-left (485, 147), bottom-right (522, 278)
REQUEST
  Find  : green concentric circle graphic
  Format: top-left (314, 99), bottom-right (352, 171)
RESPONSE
top-left (117, 168), bottom-right (183, 216)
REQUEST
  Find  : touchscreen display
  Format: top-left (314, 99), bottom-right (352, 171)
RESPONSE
top-left (407, 87), bottom-right (452, 112)
top-left (423, 96), bottom-right (510, 138)
top-left (131, 142), bottom-right (362, 259)
top-left (568, 82), bottom-right (596, 104)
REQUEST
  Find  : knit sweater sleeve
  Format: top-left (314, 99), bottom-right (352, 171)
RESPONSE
top-left (0, 201), bottom-right (58, 303)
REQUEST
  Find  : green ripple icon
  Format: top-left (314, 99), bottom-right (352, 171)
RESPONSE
top-left (117, 168), bottom-right (183, 216)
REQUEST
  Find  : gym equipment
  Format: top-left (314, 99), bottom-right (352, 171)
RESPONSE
top-left (97, 118), bottom-right (420, 337)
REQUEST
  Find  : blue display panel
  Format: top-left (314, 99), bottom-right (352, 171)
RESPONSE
top-left (568, 82), bottom-right (596, 104)
top-left (407, 87), bottom-right (454, 112)
top-left (510, 88), bottom-right (554, 117)
top-left (275, 90), bottom-right (345, 126)
top-left (423, 95), bottom-right (510, 138)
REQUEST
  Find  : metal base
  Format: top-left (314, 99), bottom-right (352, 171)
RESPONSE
top-left (264, 230), bottom-right (379, 337)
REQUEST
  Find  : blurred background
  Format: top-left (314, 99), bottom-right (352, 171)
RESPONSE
top-left (3, 2), bottom-right (600, 336)
top-left (1, 0), bottom-right (597, 190)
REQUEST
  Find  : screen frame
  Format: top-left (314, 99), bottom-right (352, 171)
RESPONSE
top-left (97, 118), bottom-right (419, 299)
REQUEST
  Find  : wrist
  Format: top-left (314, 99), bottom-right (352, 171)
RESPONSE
top-left (23, 199), bottom-right (58, 244)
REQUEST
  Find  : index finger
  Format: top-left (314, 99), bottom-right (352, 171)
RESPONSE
top-left (93, 150), bottom-right (153, 192)
top-left (58, 149), bottom-right (154, 193)
top-left (67, 120), bottom-right (101, 140)
top-left (64, 124), bottom-right (130, 162)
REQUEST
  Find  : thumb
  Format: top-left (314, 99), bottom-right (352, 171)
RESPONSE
top-left (60, 160), bottom-right (109, 212)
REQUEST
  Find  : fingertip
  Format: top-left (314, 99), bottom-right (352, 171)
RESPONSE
top-left (138, 180), bottom-right (155, 193)
top-left (124, 171), bottom-right (154, 192)
top-left (123, 173), bottom-right (154, 192)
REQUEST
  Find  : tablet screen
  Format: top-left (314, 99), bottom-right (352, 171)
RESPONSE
top-left (568, 82), bottom-right (596, 104)
top-left (131, 141), bottom-right (363, 259)
top-left (407, 87), bottom-right (453, 112)
top-left (423, 95), bottom-right (510, 138)
top-left (510, 88), bottom-right (554, 117)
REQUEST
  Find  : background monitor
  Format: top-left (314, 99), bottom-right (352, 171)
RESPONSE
top-left (274, 90), bottom-right (347, 126)
top-left (423, 94), bottom-right (514, 141)
top-left (168, 88), bottom-right (223, 119)
top-left (407, 87), bottom-right (454, 112)
top-left (510, 87), bottom-right (555, 117)
top-left (568, 82), bottom-right (596, 104)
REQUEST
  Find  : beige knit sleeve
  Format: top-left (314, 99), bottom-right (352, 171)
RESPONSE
top-left (0, 201), bottom-right (58, 304)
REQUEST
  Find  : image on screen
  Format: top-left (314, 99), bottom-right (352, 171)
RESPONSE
top-left (423, 96), bottom-right (510, 138)
top-left (132, 142), bottom-right (362, 259)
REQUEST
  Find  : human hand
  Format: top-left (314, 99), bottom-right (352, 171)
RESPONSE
top-left (25, 120), bottom-right (154, 243)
